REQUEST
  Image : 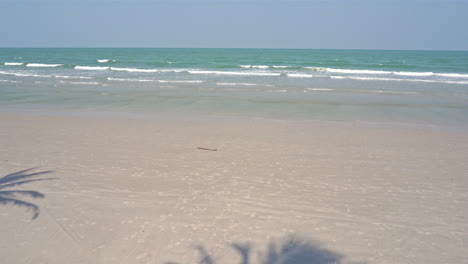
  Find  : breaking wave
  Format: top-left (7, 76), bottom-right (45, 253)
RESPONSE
top-left (75, 66), bottom-right (110, 71)
top-left (4, 62), bottom-right (24, 66)
top-left (110, 67), bottom-right (160, 73)
top-left (26, 63), bottom-right (63, 68)
top-left (188, 70), bottom-right (280, 77)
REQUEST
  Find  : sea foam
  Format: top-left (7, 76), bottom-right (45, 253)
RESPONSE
top-left (110, 67), bottom-right (160, 73)
top-left (107, 77), bottom-right (203, 83)
top-left (26, 63), bottom-right (63, 68)
top-left (189, 70), bottom-right (280, 77)
top-left (323, 68), bottom-right (386, 75)
top-left (158, 80), bottom-right (204, 83)
top-left (60, 80), bottom-right (101, 85)
top-left (437, 73), bottom-right (468, 78)
top-left (55, 75), bottom-right (93, 79)
top-left (330, 75), bottom-right (468, 84)
top-left (251, 65), bottom-right (269, 69)
top-left (239, 65), bottom-right (270, 69)
top-left (4, 62), bottom-right (24, 66)
top-left (217, 82), bottom-right (258, 86)
top-left (0, 71), bottom-right (51, 78)
top-left (309, 67), bottom-right (468, 80)
top-left (288, 73), bottom-right (315, 78)
top-left (108, 77), bottom-right (153, 82)
top-left (306, 88), bottom-right (335, 91)
top-left (394, 72), bottom-right (434, 77)
top-left (75, 66), bottom-right (109, 71)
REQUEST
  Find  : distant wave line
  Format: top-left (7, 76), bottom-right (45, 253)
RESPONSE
top-left (189, 70), bottom-right (281, 77)
top-left (330, 75), bottom-right (468, 85)
top-left (59, 80), bottom-right (101, 85)
top-left (107, 77), bottom-right (203, 83)
top-left (306, 67), bottom-right (468, 79)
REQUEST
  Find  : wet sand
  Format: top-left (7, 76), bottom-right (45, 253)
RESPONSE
top-left (0, 113), bottom-right (467, 264)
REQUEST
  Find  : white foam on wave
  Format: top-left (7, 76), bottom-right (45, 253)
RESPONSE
top-left (310, 67), bottom-right (468, 80)
top-left (0, 71), bottom-right (29, 77)
top-left (60, 80), bottom-right (101, 85)
top-left (330, 76), bottom-right (346, 79)
top-left (0, 79), bottom-right (22, 83)
top-left (437, 73), bottom-right (468, 78)
top-left (287, 73), bottom-right (315, 78)
top-left (26, 63), bottom-right (63, 68)
top-left (159, 80), bottom-right (204, 83)
top-left (305, 67), bottom-right (327, 72)
top-left (107, 77), bottom-right (203, 84)
top-left (273, 65), bottom-right (290, 69)
top-left (325, 68), bottom-right (386, 75)
top-left (331, 75), bottom-right (468, 85)
top-left (0, 71), bottom-right (53, 78)
top-left (347, 76), bottom-right (395, 81)
top-left (394, 71), bottom-right (434, 77)
top-left (159, 69), bottom-right (186, 73)
top-left (444, 80), bottom-right (468, 85)
top-left (97, 59), bottom-right (110, 63)
top-left (0, 70), bottom-right (17, 76)
top-left (55, 75), bottom-right (93, 79)
top-left (309, 67), bottom-right (389, 75)
top-left (372, 90), bottom-right (419, 95)
top-left (306, 88), bottom-right (335, 91)
top-left (32, 74), bottom-right (53, 78)
top-left (75, 66), bottom-right (109, 71)
top-left (251, 65), bottom-right (269, 69)
top-left (110, 67), bottom-right (160, 73)
top-left (108, 77), bottom-right (152, 82)
top-left (304, 87), bottom-right (419, 95)
top-left (239, 65), bottom-right (270, 69)
top-left (217, 82), bottom-right (258, 86)
top-left (4, 62), bottom-right (24, 66)
top-left (189, 70), bottom-right (281, 77)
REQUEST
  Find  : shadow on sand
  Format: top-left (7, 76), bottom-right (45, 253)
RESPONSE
top-left (0, 168), bottom-right (56, 220)
top-left (168, 235), bottom-right (363, 264)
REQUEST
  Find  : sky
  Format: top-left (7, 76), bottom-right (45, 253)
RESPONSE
top-left (0, 0), bottom-right (467, 50)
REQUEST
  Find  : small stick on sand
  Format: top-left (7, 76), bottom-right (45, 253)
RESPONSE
top-left (197, 147), bottom-right (218, 151)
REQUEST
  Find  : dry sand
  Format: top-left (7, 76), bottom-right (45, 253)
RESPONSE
top-left (1, 113), bottom-right (467, 264)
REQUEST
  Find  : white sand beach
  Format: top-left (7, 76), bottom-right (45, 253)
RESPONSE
top-left (1, 113), bottom-right (467, 264)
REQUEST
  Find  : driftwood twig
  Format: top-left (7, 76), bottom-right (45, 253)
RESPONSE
top-left (197, 147), bottom-right (218, 151)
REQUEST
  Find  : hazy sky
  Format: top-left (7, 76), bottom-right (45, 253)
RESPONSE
top-left (1, 0), bottom-right (467, 50)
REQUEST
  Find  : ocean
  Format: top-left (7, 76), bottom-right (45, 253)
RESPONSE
top-left (1, 48), bottom-right (468, 129)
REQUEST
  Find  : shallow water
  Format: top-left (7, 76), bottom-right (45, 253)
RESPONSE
top-left (1, 48), bottom-right (468, 129)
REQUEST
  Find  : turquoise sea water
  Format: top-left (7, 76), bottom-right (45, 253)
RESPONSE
top-left (1, 48), bottom-right (468, 129)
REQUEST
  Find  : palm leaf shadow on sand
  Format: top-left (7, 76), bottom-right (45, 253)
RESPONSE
top-left (0, 168), bottom-right (56, 220)
top-left (170, 235), bottom-right (363, 264)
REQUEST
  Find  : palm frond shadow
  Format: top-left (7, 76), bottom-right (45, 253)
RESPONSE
top-left (0, 168), bottom-right (56, 220)
top-left (171, 235), bottom-right (364, 264)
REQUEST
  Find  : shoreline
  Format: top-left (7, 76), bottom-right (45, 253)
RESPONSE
top-left (1, 112), bottom-right (467, 263)
top-left (2, 105), bottom-right (467, 134)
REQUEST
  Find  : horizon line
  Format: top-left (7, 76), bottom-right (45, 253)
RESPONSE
top-left (0, 47), bottom-right (467, 52)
